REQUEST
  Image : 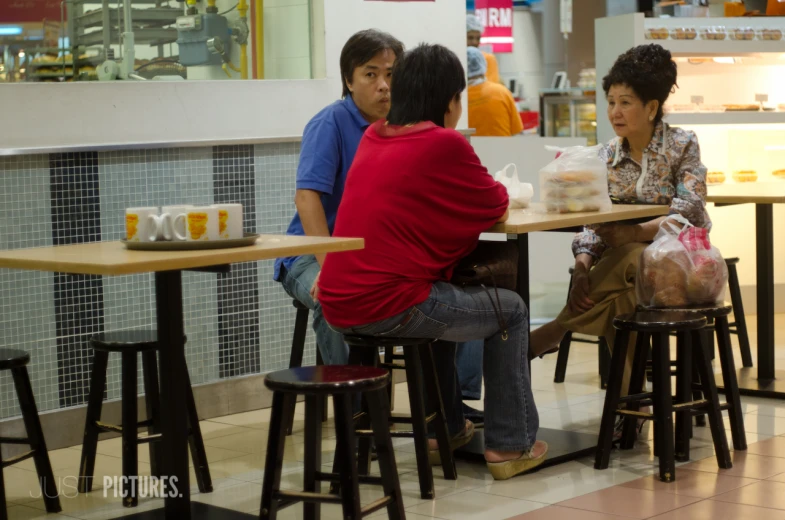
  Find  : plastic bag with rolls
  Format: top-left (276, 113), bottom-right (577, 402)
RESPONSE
top-left (636, 215), bottom-right (728, 309)
top-left (494, 163), bottom-right (533, 209)
top-left (539, 144), bottom-right (612, 213)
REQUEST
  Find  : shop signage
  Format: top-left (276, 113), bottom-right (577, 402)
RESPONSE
top-left (474, 0), bottom-right (513, 53)
top-left (1, 0), bottom-right (64, 24)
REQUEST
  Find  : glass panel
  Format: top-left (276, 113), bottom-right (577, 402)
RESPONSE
top-left (0, 0), bottom-right (315, 83)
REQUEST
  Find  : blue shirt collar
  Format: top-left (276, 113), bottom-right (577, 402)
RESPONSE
top-left (343, 95), bottom-right (372, 130)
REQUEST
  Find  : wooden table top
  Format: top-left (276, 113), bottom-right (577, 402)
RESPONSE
top-left (708, 182), bottom-right (785, 205)
top-left (0, 235), bottom-right (364, 276)
top-left (488, 203), bottom-right (669, 234)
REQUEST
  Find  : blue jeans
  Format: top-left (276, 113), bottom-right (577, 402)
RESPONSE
top-left (279, 255), bottom-right (349, 366)
top-left (456, 340), bottom-right (483, 400)
top-left (332, 281), bottom-right (538, 452)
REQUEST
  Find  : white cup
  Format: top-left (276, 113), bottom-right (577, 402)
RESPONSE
top-left (125, 207), bottom-right (159, 242)
top-left (173, 207), bottom-right (220, 241)
top-left (211, 203), bottom-right (244, 239)
top-left (154, 205), bottom-right (193, 241)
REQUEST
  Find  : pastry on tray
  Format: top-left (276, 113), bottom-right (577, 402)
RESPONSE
top-left (724, 104), bottom-right (761, 111)
top-left (733, 170), bottom-right (758, 183)
top-left (707, 171), bottom-right (726, 184)
top-left (773, 169), bottom-right (785, 180)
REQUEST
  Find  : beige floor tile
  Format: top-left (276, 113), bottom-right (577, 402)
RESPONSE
top-left (3, 466), bottom-right (63, 507)
top-left (81, 435), bottom-right (248, 466)
top-left (198, 420), bottom-right (255, 440)
top-left (621, 468), bottom-right (758, 498)
top-left (648, 500), bottom-right (785, 520)
top-left (743, 436), bottom-right (785, 458)
top-left (712, 480), bottom-right (785, 510)
top-left (406, 490), bottom-right (546, 520)
top-left (210, 408), bottom-right (274, 428)
top-left (4, 504), bottom-right (81, 520)
top-left (506, 505), bottom-right (638, 519)
top-left (13, 447), bottom-right (84, 473)
top-left (680, 451), bottom-right (785, 479)
top-left (556, 486), bottom-right (701, 519)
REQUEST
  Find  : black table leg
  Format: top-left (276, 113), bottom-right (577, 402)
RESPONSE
top-left (756, 204), bottom-right (775, 382)
top-left (516, 234), bottom-right (530, 312)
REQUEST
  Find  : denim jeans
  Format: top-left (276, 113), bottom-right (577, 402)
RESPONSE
top-left (332, 281), bottom-right (538, 452)
top-left (279, 255), bottom-right (349, 366)
top-left (456, 340), bottom-right (483, 400)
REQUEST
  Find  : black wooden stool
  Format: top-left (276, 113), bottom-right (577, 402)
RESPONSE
top-left (595, 312), bottom-right (732, 482)
top-left (553, 267), bottom-right (611, 388)
top-left (78, 330), bottom-right (212, 507)
top-left (260, 365), bottom-right (404, 520)
top-left (725, 258), bottom-right (753, 367)
top-left (341, 335), bottom-right (457, 500)
top-left (283, 300), bottom-right (328, 436)
top-left (0, 349), bottom-right (61, 519)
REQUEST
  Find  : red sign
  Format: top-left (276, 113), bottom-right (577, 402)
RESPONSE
top-left (1, 0), bottom-right (64, 23)
top-left (474, 0), bottom-right (513, 53)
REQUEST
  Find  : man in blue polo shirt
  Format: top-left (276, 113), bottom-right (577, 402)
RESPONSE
top-left (274, 30), bottom-right (404, 366)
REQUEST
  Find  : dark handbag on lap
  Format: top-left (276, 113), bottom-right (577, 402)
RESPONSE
top-left (449, 241), bottom-right (519, 340)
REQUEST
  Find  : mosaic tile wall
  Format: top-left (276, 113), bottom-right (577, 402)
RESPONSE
top-left (0, 143), bottom-right (313, 420)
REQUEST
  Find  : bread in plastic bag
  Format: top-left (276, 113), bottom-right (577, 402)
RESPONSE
top-left (636, 215), bottom-right (728, 309)
top-left (539, 144), bottom-right (612, 213)
top-left (494, 163), bottom-right (533, 209)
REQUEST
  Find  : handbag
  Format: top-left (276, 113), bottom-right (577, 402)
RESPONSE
top-left (450, 240), bottom-right (519, 340)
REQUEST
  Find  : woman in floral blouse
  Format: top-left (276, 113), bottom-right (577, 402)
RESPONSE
top-left (531, 44), bottom-right (710, 397)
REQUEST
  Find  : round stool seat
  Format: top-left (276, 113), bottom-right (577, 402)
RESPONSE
top-left (645, 303), bottom-right (732, 319)
top-left (0, 348), bottom-right (30, 370)
top-left (90, 330), bottom-right (186, 353)
top-left (344, 335), bottom-right (433, 348)
top-left (293, 300), bottom-right (308, 311)
top-left (724, 257), bottom-right (740, 266)
top-left (613, 311), bottom-right (707, 333)
top-left (264, 365), bottom-right (390, 394)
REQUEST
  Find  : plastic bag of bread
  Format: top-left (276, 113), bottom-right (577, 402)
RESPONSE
top-left (494, 163), bottom-right (533, 209)
top-left (636, 215), bottom-right (728, 309)
top-left (539, 144), bottom-right (612, 213)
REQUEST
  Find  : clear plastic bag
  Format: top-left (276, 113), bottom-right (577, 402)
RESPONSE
top-left (539, 145), bottom-right (612, 213)
top-left (636, 215), bottom-right (728, 308)
top-left (494, 163), bottom-right (533, 209)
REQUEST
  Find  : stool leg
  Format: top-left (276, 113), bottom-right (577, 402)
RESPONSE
top-left (675, 331), bottom-right (692, 463)
top-left (284, 307), bottom-right (310, 436)
top-left (652, 332), bottom-right (675, 482)
top-left (333, 393), bottom-right (363, 520)
top-left (715, 316), bottom-right (748, 451)
top-left (304, 394), bottom-right (323, 520)
top-left (355, 349), bottom-right (378, 477)
top-left (121, 352), bottom-right (139, 507)
top-left (366, 389), bottom-right (405, 520)
top-left (595, 329), bottom-right (631, 470)
top-left (419, 343), bottom-right (457, 481)
top-left (621, 332), bottom-right (649, 450)
top-left (259, 391), bottom-right (294, 520)
top-left (384, 346), bottom-right (395, 411)
top-left (141, 351), bottom-right (162, 478)
top-left (553, 332), bottom-right (573, 383)
top-left (692, 361), bottom-right (706, 428)
top-left (0, 447), bottom-right (6, 520)
top-left (315, 348), bottom-right (329, 423)
top-left (79, 350), bottom-right (109, 494)
top-left (403, 345), bottom-right (436, 499)
top-left (184, 366), bottom-right (213, 493)
top-left (728, 262), bottom-right (753, 368)
top-left (11, 366), bottom-right (61, 513)
top-left (599, 337), bottom-right (610, 390)
top-left (692, 330), bottom-right (732, 470)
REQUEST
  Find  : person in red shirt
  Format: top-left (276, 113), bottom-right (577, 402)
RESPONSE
top-left (318, 43), bottom-right (547, 480)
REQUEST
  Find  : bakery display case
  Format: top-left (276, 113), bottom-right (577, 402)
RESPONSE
top-left (539, 88), bottom-right (598, 146)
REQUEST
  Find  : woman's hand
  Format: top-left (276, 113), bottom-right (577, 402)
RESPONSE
top-left (569, 257), bottom-right (595, 315)
top-left (594, 224), bottom-right (641, 249)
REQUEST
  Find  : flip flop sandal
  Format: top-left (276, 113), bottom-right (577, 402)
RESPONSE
top-left (486, 441), bottom-right (549, 480)
top-left (428, 420), bottom-right (475, 466)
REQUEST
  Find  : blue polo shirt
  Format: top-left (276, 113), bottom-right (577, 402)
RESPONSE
top-left (273, 95), bottom-right (371, 281)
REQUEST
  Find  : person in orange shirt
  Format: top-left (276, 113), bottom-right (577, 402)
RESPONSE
top-left (467, 14), bottom-right (501, 84)
top-left (467, 47), bottom-right (523, 137)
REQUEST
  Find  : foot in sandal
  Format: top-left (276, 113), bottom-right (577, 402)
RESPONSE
top-left (529, 320), bottom-right (567, 358)
top-left (427, 419), bottom-right (475, 465)
top-left (485, 440), bottom-right (548, 480)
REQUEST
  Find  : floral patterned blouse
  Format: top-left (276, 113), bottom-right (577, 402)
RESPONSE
top-left (572, 121), bottom-right (711, 260)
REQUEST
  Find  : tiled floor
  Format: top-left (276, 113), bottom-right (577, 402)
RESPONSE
top-left (5, 314), bottom-right (785, 520)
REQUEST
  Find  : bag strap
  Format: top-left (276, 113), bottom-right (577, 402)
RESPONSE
top-left (659, 214), bottom-right (692, 235)
top-left (475, 265), bottom-right (509, 341)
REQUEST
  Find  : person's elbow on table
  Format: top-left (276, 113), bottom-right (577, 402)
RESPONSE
top-left (498, 207), bottom-right (510, 223)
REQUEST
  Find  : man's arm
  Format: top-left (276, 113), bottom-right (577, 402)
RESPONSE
top-left (295, 189), bottom-right (331, 267)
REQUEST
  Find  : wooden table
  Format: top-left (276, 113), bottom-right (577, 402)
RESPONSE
top-left (0, 235), bottom-right (364, 520)
top-left (457, 203), bottom-right (670, 467)
top-left (708, 183), bottom-right (785, 398)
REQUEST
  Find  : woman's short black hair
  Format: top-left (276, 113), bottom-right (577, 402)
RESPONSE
top-left (386, 43), bottom-right (466, 128)
top-left (340, 29), bottom-right (404, 98)
top-left (602, 44), bottom-right (677, 123)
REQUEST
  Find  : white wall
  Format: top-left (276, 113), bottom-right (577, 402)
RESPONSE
top-left (497, 9), bottom-right (543, 106)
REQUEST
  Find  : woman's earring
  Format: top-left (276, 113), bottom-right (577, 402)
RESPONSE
top-left (649, 116), bottom-right (654, 121)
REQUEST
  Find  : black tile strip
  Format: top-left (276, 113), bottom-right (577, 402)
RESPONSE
top-left (49, 152), bottom-right (105, 408)
top-left (213, 145), bottom-right (260, 377)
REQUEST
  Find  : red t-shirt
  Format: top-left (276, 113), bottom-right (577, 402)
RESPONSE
top-left (318, 120), bottom-right (509, 329)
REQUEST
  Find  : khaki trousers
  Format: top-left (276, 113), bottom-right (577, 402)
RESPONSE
top-left (556, 242), bottom-right (647, 396)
